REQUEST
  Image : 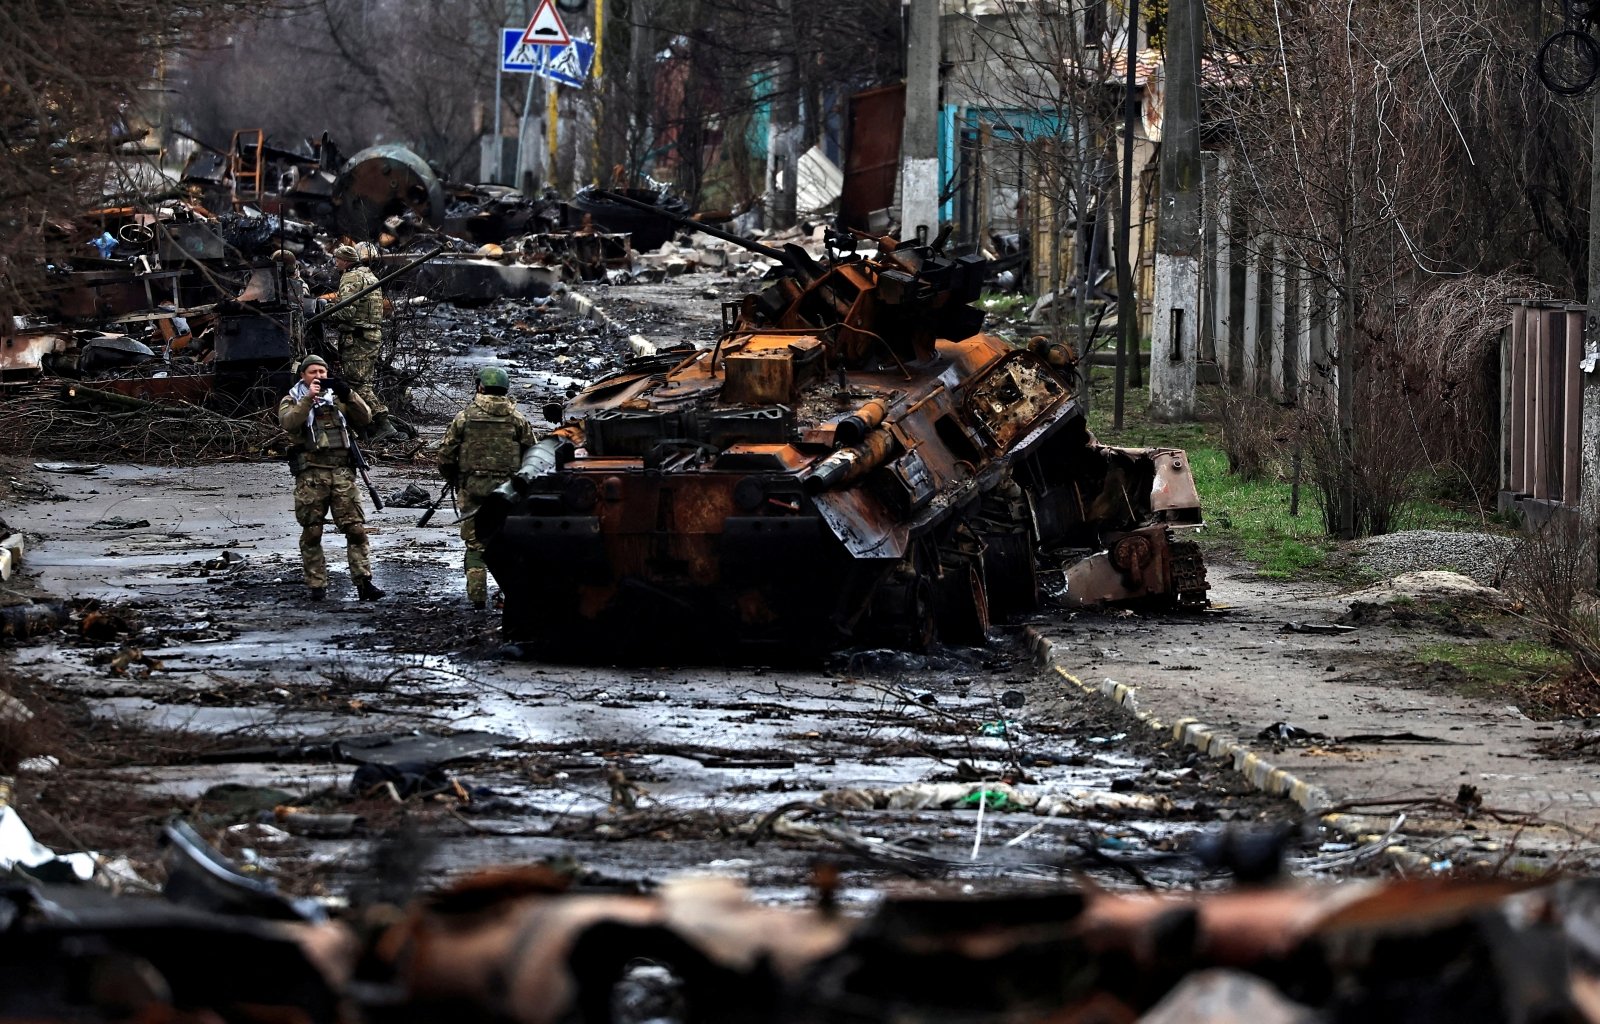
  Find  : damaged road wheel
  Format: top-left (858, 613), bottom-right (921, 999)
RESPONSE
top-left (934, 551), bottom-right (991, 646)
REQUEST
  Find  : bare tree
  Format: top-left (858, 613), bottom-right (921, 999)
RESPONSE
top-left (0, 0), bottom-right (281, 322)
top-left (947, 1), bottom-right (1140, 416)
top-left (1210, 0), bottom-right (1589, 535)
top-left (177, 0), bottom-right (522, 180)
top-left (614, 0), bottom-right (902, 213)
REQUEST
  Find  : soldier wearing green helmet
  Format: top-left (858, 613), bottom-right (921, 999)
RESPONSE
top-left (436, 364), bottom-right (537, 609)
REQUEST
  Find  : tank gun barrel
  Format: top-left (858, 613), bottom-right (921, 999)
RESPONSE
top-left (587, 190), bottom-right (792, 265)
top-left (802, 429), bottom-right (900, 493)
top-left (510, 435), bottom-right (576, 488)
top-left (304, 242), bottom-right (449, 327)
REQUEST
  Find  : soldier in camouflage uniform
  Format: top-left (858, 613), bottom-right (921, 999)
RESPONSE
top-left (437, 366), bottom-right (536, 609)
top-left (278, 355), bottom-right (386, 602)
top-left (326, 244), bottom-right (400, 443)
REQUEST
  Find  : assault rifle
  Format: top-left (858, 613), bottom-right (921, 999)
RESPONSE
top-left (349, 438), bottom-right (384, 511)
top-left (304, 242), bottom-right (449, 328)
top-left (416, 483), bottom-right (456, 528)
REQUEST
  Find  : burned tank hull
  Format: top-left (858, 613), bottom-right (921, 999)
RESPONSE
top-left (478, 223), bottom-right (1206, 654)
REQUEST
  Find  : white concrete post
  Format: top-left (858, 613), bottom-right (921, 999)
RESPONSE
top-left (1241, 237), bottom-right (1261, 392)
top-left (1269, 240), bottom-right (1287, 401)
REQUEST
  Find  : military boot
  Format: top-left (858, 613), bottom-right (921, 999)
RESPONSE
top-left (355, 577), bottom-right (386, 601)
top-left (309, 586), bottom-right (326, 601)
top-left (367, 413), bottom-right (402, 444)
top-left (466, 568), bottom-right (488, 610)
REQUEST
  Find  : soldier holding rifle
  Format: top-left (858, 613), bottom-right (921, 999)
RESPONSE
top-left (278, 355), bottom-right (386, 602)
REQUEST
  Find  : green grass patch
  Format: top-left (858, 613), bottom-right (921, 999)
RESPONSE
top-left (1416, 639), bottom-right (1570, 686)
top-left (1078, 379), bottom-right (1508, 578)
top-left (1187, 445), bottom-right (1336, 577)
top-left (1414, 639), bottom-right (1576, 716)
top-left (1083, 383), bottom-right (1333, 577)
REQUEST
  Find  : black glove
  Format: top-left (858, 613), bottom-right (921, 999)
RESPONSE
top-left (440, 464), bottom-right (459, 487)
top-left (327, 377), bottom-right (352, 400)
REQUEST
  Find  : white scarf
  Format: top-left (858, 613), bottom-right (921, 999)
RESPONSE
top-left (288, 379), bottom-right (337, 407)
top-left (288, 380), bottom-right (350, 442)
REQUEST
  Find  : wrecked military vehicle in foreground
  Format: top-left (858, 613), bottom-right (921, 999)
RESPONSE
top-left (479, 196), bottom-right (1207, 653)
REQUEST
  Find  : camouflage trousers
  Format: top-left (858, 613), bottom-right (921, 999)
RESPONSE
top-left (293, 466), bottom-right (371, 588)
top-left (459, 478), bottom-right (498, 604)
top-left (338, 328), bottom-right (388, 416)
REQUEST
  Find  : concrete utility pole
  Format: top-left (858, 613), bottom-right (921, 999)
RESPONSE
top-left (767, 0), bottom-right (800, 229)
top-left (1149, 0), bottom-right (1201, 421)
top-left (625, 0), bottom-right (655, 186)
top-left (899, 0), bottom-right (940, 241)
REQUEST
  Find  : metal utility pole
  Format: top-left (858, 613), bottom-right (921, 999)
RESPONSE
top-left (1113, 0), bottom-right (1140, 431)
top-left (1149, 0), bottom-right (1201, 421)
top-left (547, 78), bottom-right (560, 191)
top-left (589, 0), bottom-right (605, 184)
top-left (1580, 87), bottom-right (1600, 578)
top-left (899, 0), bottom-right (939, 241)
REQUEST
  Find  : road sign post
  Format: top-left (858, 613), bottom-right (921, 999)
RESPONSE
top-left (498, 0), bottom-right (590, 194)
top-left (501, 28), bottom-right (595, 87)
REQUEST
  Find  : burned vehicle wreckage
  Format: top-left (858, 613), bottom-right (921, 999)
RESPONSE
top-left (479, 195), bottom-right (1208, 652)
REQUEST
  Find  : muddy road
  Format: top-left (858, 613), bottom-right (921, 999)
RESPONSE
top-left (0, 278), bottom-right (1345, 905)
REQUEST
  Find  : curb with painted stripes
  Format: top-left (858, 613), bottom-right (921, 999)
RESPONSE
top-left (1024, 626), bottom-right (1437, 873)
top-left (555, 287), bottom-right (656, 357)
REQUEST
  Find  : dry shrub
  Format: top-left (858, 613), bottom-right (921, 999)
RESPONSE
top-left (1395, 273), bottom-right (1551, 501)
top-left (1217, 387), bottom-right (1289, 481)
top-left (1295, 348), bottom-right (1428, 537)
top-left (0, 0), bottom-right (278, 322)
top-left (379, 292), bottom-right (451, 421)
top-left (0, 384), bottom-right (279, 465)
top-left (1289, 270), bottom-right (1543, 537)
top-left (1502, 519), bottom-right (1600, 683)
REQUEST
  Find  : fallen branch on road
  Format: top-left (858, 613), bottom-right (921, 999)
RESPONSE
top-left (0, 382), bottom-right (281, 464)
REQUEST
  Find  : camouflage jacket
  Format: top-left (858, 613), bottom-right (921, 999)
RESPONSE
top-left (437, 394), bottom-right (536, 489)
top-left (279, 383), bottom-right (372, 470)
top-left (327, 266), bottom-right (382, 332)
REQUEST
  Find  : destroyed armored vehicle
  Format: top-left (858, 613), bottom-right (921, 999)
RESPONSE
top-left (478, 196), bottom-right (1207, 653)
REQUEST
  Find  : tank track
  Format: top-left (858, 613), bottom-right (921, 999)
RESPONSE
top-left (1170, 536), bottom-right (1210, 608)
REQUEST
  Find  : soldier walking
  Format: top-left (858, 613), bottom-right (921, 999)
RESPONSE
top-left (437, 366), bottom-right (535, 610)
top-left (326, 244), bottom-right (401, 443)
top-left (278, 355), bottom-right (386, 602)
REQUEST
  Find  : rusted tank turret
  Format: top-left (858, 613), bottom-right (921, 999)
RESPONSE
top-left (331, 145), bottom-right (443, 241)
top-left (478, 194), bottom-right (1207, 654)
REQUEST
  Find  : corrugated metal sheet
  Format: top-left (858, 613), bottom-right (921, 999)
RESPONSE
top-left (841, 84), bottom-right (905, 230)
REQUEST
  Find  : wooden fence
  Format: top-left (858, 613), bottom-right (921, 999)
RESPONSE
top-left (1500, 299), bottom-right (1585, 521)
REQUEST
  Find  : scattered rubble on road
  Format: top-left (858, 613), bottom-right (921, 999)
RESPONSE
top-left (10, 127), bottom-right (1596, 1022)
top-left (1, 134), bottom-right (802, 453)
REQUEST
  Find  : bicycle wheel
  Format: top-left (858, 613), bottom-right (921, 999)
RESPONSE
top-left (1538, 29), bottom-right (1600, 96)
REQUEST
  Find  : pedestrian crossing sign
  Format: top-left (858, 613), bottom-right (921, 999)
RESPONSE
top-left (501, 28), bottom-right (595, 88)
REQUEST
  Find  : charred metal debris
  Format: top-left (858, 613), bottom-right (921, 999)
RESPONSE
top-left (0, 134), bottom-right (694, 407)
top-left (3, 135), bottom-right (1210, 639)
top-left (479, 191), bottom-right (1208, 653)
top-left (1, 808), bottom-right (1598, 1024)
